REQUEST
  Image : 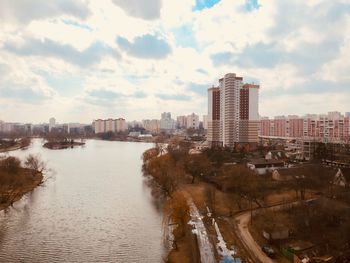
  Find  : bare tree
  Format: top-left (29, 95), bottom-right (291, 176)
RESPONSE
top-left (24, 154), bottom-right (46, 176)
top-left (184, 154), bottom-right (212, 184)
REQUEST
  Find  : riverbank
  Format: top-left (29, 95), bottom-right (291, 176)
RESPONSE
top-left (142, 141), bottom-right (342, 262)
top-left (0, 168), bottom-right (43, 211)
top-left (0, 138), bottom-right (31, 153)
top-left (165, 183), bottom-right (251, 263)
top-left (142, 144), bottom-right (248, 262)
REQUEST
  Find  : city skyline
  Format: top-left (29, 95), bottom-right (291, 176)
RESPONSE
top-left (1, 0), bottom-right (350, 123)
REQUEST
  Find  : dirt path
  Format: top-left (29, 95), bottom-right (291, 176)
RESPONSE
top-left (187, 197), bottom-right (216, 263)
top-left (233, 199), bottom-right (315, 263)
top-left (234, 211), bottom-right (275, 263)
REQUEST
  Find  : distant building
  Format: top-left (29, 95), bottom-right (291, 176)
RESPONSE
top-left (203, 115), bottom-right (208, 130)
top-left (160, 112), bottom-right (175, 131)
top-left (93, 118), bottom-right (126, 133)
top-left (49, 117), bottom-right (56, 132)
top-left (142, 119), bottom-right (160, 134)
top-left (128, 120), bottom-right (142, 129)
top-left (260, 111), bottom-right (350, 143)
top-left (176, 115), bottom-right (187, 129)
top-left (186, 113), bottom-right (199, 129)
top-left (0, 122), bottom-right (15, 133)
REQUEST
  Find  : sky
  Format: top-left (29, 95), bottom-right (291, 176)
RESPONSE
top-left (0, 0), bottom-right (350, 123)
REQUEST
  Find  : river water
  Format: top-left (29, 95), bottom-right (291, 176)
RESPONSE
top-left (0, 139), bottom-right (163, 262)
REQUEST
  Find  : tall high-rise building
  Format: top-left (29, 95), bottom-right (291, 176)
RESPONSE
top-left (207, 74), bottom-right (260, 148)
top-left (239, 84), bottom-right (260, 143)
top-left (220, 73), bottom-right (242, 147)
top-left (207, 87), bottom-right (221, 146)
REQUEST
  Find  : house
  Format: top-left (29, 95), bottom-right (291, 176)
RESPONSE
top-left (282, 241), bottom-right (334, 263)
top-left (265, 150), bottom-right (287, 160)
top-left (247, 159), bottom-right (285, 175)
top-left (272, 164), bottom-right (336, 183)
top-left (332, 168), bottom-right (350, 187)
top-left (263, 225), bottom-right (290, 241)
top-left (282, 241), bottom-right (316, 263)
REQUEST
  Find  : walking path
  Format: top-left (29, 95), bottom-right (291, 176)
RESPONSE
top-left (187, 197), bottom-right (216, 263)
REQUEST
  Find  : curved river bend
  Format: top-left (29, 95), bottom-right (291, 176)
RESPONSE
top-left (0, 139), bottom-right (163, 263)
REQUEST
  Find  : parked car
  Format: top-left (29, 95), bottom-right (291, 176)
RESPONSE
top-left (262, 245), bottom-right (276, 258)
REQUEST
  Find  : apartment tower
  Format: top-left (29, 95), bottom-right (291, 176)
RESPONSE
top-left (239, 84), bottom-right (260, 143)
top-left (207, 87), bottom-right (221, 146)
top-left (220, 73), bottom-right (242, 148)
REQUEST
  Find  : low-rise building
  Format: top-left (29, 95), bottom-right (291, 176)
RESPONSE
top-left (247, 159), bottom-right (286, 175)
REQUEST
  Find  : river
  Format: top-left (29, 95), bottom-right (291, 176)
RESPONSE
top-left (0, 139), bottom-right (163, 262)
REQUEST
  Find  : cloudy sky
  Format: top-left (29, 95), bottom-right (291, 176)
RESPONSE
top-left (0, 0), bottom-right (349, 123)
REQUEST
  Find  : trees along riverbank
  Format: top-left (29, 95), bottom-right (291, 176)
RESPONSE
top-left (142, 139), bottom-right (267, 262)
top-left (0, 154), bottom-right (46, 211)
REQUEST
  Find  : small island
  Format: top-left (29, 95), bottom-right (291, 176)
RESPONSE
top-left (43, 132), bottom-right (85, 149)
top-left (43, 139), bottom-right (85, 150)
top-left (0, 154), bottom-right (45, 211)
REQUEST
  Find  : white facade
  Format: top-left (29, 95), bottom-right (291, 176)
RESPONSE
top-left (248, 87), bottom-right (259, 121)
top-left (186, 113), bottom-right (199, 129)
top-left (49, 117), bottom-right (56, 132)
top-left (160, 112), bottom-right (175, 130)
top-left (220, 73), bottom-right (242, 147)
top-left (203, 115), bottom-right (208, 130)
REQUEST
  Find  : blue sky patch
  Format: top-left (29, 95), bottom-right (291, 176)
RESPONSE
top-left (245, 0), bottom-right (260, 11)
top-left (193, 0), bottom-right (221, 11)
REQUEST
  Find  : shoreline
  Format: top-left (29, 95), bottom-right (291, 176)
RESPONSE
top-left (0, 143), bottom-right (28, 153)
top-left (43, 141), bottom-right (85, 150)
top-left (0, 171), bottom-right (43, 212)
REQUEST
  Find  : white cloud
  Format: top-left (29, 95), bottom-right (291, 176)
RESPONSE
top-left (0, 0), bottom-right (350, 122)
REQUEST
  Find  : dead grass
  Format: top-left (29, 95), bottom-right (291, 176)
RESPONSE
top-left (0, 168), bottom-right (43, 210)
